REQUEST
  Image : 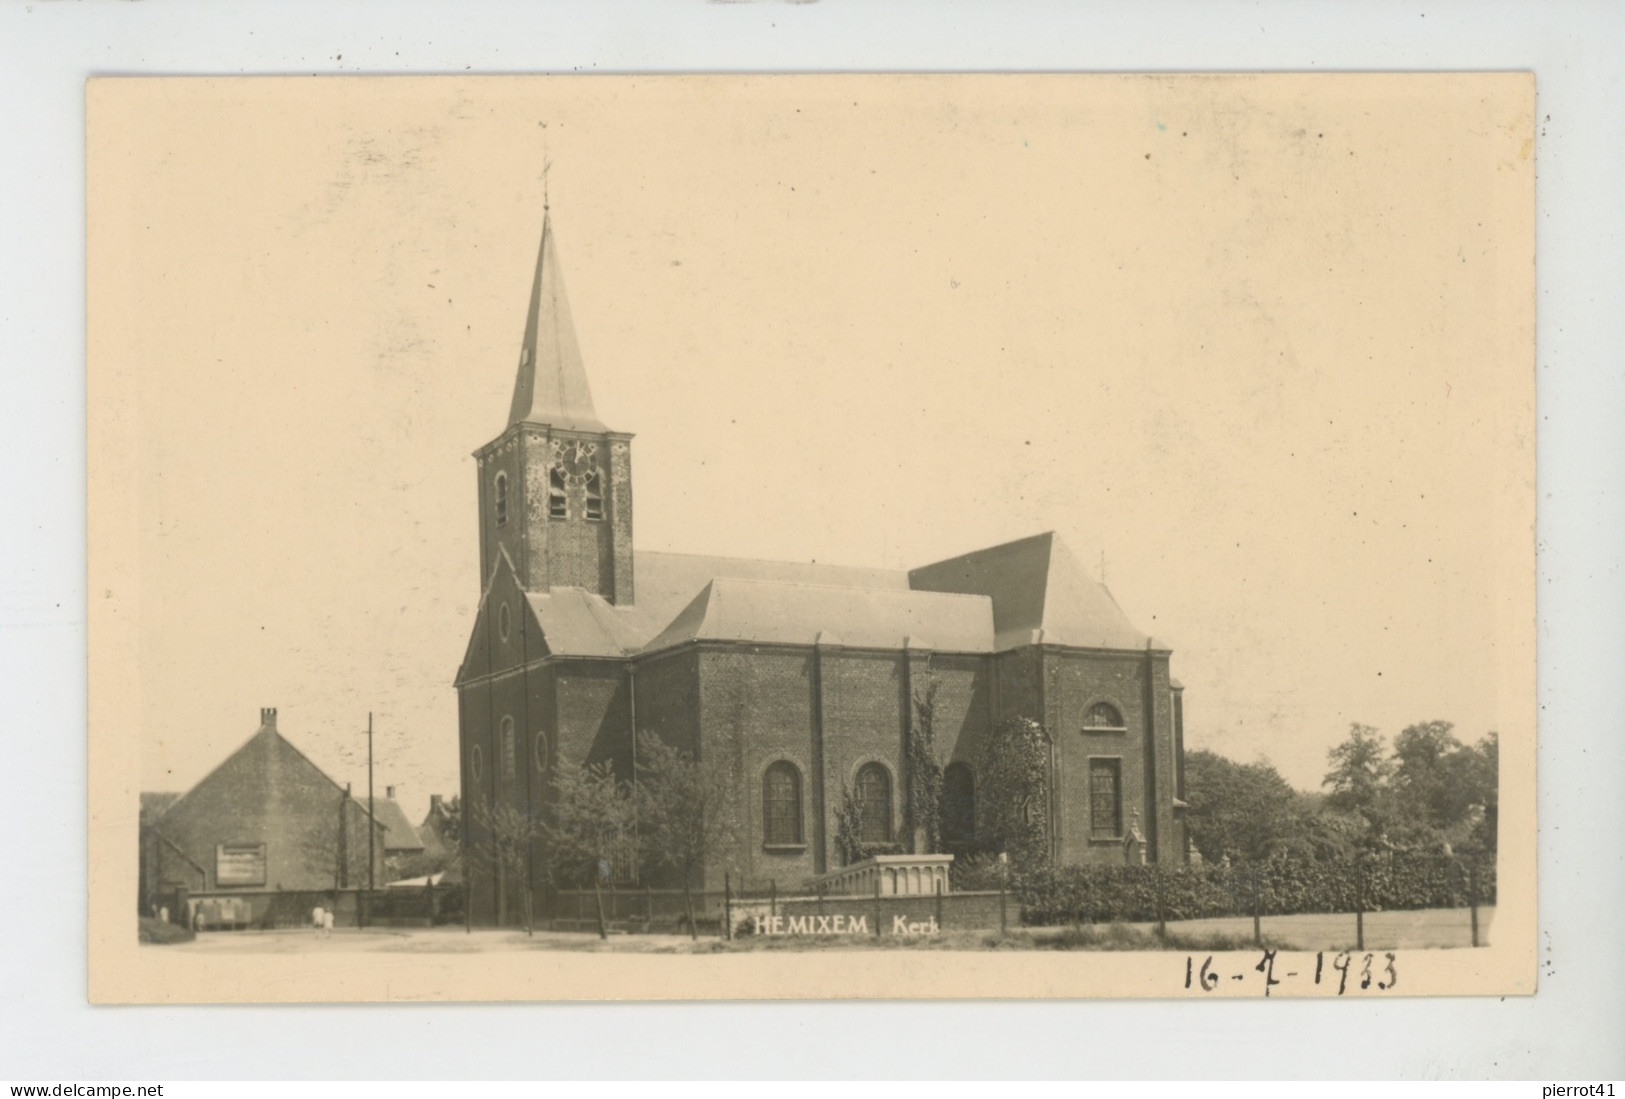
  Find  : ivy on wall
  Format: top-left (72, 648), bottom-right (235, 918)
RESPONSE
top-left (976, 715), bottom-right (1051, 869)
top-left (904, 681), bottom-right (944, 855)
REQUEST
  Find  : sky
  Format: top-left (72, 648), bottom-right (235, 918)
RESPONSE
top-left (91, 75), bottom-right (1534, 820)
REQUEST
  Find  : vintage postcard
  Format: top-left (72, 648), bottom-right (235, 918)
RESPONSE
top-left (88, 73), bottom-right (1535, 1002)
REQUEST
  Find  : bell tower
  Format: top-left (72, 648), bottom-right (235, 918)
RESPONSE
top-left (473, 205), bottom-right (634, 604)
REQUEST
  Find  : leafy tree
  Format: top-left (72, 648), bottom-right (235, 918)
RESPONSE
top-left (541, 760), bottom-right (637, 940)
top-left (1182, 749), bottom-right (1301, 863)
top-left (1322, 723), bottom-right (1394, 824)
top-left (633, 731), bottom-right (741, 940)
top-left (975, 716), bottom-right (1050, 869)
top-left (904, 682), bottom-right (944, 854)
top-left (467, 797), bottom-right (545, 935)
top-left (1391, 720), bottom-right (1466, 830)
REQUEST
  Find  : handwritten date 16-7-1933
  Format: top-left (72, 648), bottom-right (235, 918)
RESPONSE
top-left (1185, 951), bottom-right (1398, 997)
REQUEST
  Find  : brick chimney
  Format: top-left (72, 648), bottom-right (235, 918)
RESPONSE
top-left (430, 794), bottom-right (443, 815)
top-left (260, 707), bottom-right (277, 729)
top-left (386, 785), bottom-right (396, 800)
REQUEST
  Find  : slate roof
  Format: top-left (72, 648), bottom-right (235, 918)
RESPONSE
top-left (909, 531), bottom-right (1151, 651)
top-left (640, 577), bottom-right (994, 654)
top-left (507, 210), bottom-right (607, 433)
top-left (365, 796), bottom-right (426, 854)
top-left (505, 533), bottom-right (1152, 658)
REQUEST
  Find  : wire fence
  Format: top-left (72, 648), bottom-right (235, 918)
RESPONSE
top-left (365, 850), bottom-right (1493, 949)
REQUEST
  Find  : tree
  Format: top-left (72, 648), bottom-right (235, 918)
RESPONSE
top-left (541, 760), bottom-right (636, 940)
top-left (975, 716), bottom-right (1050, 868)
top-left (1391, 720), bottom-right (1466, 831)
top-left (467, 797), bottom-right (545, 935)
top-left (633, 731), bottom-right (741, 940)
top-left (904, 681), bottom-right (944, 854)
top-left (1182, 749), bottom-right (1302, 863)
top-left (1322, 723), bottom-right (1394, 825)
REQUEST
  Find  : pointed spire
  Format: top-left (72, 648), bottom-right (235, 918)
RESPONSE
top-left (507, 207), bottom-right (607, 432)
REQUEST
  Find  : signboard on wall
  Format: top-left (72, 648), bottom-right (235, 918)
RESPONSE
top-left (215, 843), bottom-right (266, 887)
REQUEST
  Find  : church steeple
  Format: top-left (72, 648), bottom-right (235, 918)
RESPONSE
top-left (507, 208), bottom-right (607, 432)
top-left (474, 200), bottom-right (634, 606)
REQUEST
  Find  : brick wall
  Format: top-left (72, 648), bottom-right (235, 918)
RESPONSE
top-left (156, 728), bottom-right (384, 896)
top-left (698, 646), bottom-right (819, 888)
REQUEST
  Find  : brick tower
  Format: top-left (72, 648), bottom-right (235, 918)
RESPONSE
top-left (471, 207), bottom-right (634, 604)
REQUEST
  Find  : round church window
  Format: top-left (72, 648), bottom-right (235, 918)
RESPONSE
top-left (471, 744), bottom-right (484, 781)
top-left (534, 729), bottom-right (549, 772)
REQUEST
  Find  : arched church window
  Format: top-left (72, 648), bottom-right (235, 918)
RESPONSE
top-left (500, 716), bottom-right (516, 779)
top-left (942, 762), bottom-right (975, 848)
top-left (470, 744), bottom-right (484, 782)
top-left (762, 761), bottom-right (803, 846)
top-left (534, 729), bottom-right (549, 773)
top-left (854, 762), bottom-right (893, 844)
top-left (584, 471), bottom-right (604, 521)
top-left (548, 467), bottom-right (568, 519)
top-left (493, 471), bottom-right (509, 526)
top-left (1084, 702), bottom-right (1125, 730)
top-left (497, 602), bottom-right (511, 642)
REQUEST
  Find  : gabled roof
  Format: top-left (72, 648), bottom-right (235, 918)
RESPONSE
top-left (158, 716), bottom-right (389, 859)
top-left (640, 577), bottom-right (994, 654)
top-left (507, 209), bottom-right (607, 432)
top-left (909, 531), bottom-right (1151, 651)
top-left (364, 797), bottom-right (426, 854)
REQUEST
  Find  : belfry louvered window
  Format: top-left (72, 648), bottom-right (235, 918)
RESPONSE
top-left (584, 471), bottom-right (604, 521)
top-left (548, 467), bottom-right (568, 519)
top-left (493, 472), bottom-right (509, 526)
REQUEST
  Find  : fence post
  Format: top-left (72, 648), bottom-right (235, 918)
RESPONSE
top-left (645, 883), bottom-right (652, 929)
top-left (771, 878), bottom-right (777, 920)
top-left (1355, 858), bottom-right (1365, 952)
top-left (1468, 863), bottom-right (1480, 948)
top-left (1155, 867), bottom-right (1167, 938)
top-left (999, 870), bottom-right (1008, 935)
top-left (724, 872), bottom-right (733, 941)
top-left (873, 873), bottom-right (882, 938)
top-left (1251, 863), bottom-right (1262, 948)
top-left (935, 878), bottom-right (945, 932)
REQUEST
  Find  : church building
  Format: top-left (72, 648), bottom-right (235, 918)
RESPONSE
top-left (455, 206), bottom-right (1190, 925)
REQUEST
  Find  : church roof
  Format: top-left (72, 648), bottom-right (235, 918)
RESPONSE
top-left (617, 550), bottom-right (911, 644)
top-left (640, 577), bottom-right (994, 655)
top-left (909, 531), bottom-right (1151, 650)
top-left (511, 534), bottom-right (1153, 658)
top-left (507, 209), bottom-right (607, 432)
top-left (524, 587), bottom-right (648, 658)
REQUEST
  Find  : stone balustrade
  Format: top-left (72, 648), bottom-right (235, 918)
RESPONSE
top-left (808, 853), bottom-right (955, 897)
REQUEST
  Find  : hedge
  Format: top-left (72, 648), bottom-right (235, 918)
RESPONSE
top-left (1016, 852), bottom-right (1496, 926)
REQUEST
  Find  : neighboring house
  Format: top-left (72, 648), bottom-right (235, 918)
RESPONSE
top-left (417, 794), bottom-right (460, 862)
top-left (366, 786), bottom-right (426, 880)
top-left (456, 206), bottom-right (1191, 926)
top-left (140, 707), bottom-right (387, 927)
